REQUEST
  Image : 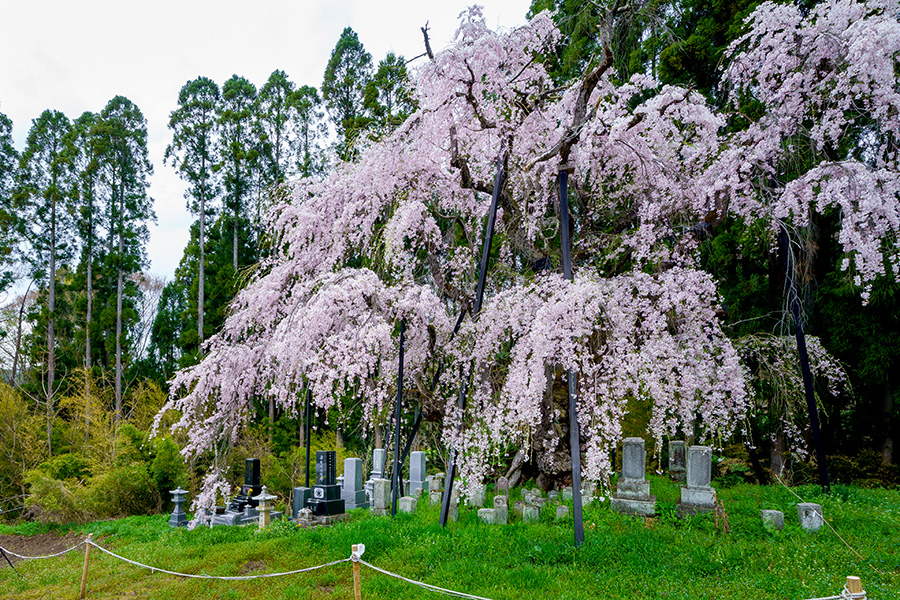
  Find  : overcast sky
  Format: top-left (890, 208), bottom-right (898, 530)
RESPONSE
top-left (1, 0), bottom-right (531, 281)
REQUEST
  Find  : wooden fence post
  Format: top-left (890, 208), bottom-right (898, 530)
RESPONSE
top-left (847, 576), bottom-right (863, 597)
top-left (352, 544), bottom-right (362, 600)
top-left (79, 533), bottom-right (93, 599)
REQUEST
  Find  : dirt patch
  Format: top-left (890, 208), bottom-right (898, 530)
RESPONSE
top-left (0, 532), bottom-right (87, 568)
top-left (238, 559), bottom-right (266, 575)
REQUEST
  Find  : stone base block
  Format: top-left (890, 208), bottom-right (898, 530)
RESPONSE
top-left (370, 507), bottom-right (389, 517)
top-left (616, 480), bottom-right (651, 500)
top-left (611, 496), bottom-right (656, 516)
top-left (478, 508), bottom-right (497, 524)
top-left (798, 503), bottom-right (823, 532)
top-left (399, 496), bottom-right (417, 513)
top-left (680, 486), bottom-right (716, 508)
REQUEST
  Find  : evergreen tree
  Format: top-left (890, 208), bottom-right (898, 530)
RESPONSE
top-left (165, 77), bottom-right (220, 349)
top-left (16, 109), bottom-right (74, 452)
top-left (92, 96), bottom-right (154, 420)
top-left (257, 69), bottom-right (296, 186)
top-left (322, 27), bottom-right (373, 161)
top-left (0, 108), bottom-right (17, 294)
top-left (291, 85), bottom-right (326, 178)
top-left (363, 52), bottom-right (416, 138)
top-left (218, 75), bottom-right (258, 273)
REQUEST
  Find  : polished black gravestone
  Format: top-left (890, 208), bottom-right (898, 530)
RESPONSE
top-left (213, 458), bottom-right (280, 526)
top-left (307, 451), bottom-right (345, 516)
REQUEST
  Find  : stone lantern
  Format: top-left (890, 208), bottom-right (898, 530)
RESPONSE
top-left (168, 487), bottom-right (189, 527)
top-left (253, 486), bottom-right (277, 528)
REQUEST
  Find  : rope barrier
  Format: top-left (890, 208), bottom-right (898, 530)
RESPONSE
top-left (84, 540), bottom-right (351, 580)
top-left (0, 539), bottom-right (88, 560)
top-left (358, 558), bottom-right (495, 600)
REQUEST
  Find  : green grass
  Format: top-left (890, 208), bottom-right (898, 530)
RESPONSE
top-left (1, 477), bottom-right (898, 599)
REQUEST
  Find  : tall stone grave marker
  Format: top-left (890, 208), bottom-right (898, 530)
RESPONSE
top-left (292, 487), bottom-right (311, 519)
top-left (611, 437), bottom-right (656, 516)
top-left (409, 451), bottom-right (428, 494)
top-left (669, 440), bottom-right (687, 482)
top-left (679, 445), bottom-right (716, 514)
top-left (371, 478), bottom-right (390, 516)
top-left (308, 451), bottom-right (345, 516)
top-left (494, 495), bottom-right (508, 524)
top-left (342, 457), bottom-right (369, 510)
top-left (496, 477), bottom-right (510, 496)
top-left (365, 448), bottom-right (386, 502)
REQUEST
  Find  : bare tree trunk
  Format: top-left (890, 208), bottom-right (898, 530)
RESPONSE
top-left (268, 398), bottom-right (274, 445)
top-left (46, 183), bottom-right (57, 455)
top-left (375, 424), bottom-right (383, 448)
top-left (11, 279), bottom-right (33, 384)
top-left (85, 235), bottom-right (92, 445)
top-left (199, 191), bottom-right (205, 348)
top-left (115, 181), bottom-right (124, 421)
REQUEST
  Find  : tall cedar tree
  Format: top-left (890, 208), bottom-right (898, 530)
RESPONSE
top-left (257, 70), bottom-right (295, 187)
top-left (92, 96), bottom-right (154, 420)
top-left (291, 85), bottom-right (326, 178)
top-left (16, 110), bottom-right (74, 453)
top-left (363, 52), bottom-right (416, 138)
top-left (165, 77), bottom-right (221, 348)
top-left (322, 27), bottom-right (373, 161)
top-left (0, 109), bottom-right (17, 295)
top-left (219, 76), bottom-right (257, 274)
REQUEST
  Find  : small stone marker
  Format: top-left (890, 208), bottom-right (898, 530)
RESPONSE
top-left (448, 486), bottom-right (460, 522)
top-left (432, 473), bottom-right (444, 492)
top-left (514, 500), bottom-right (525, 516)
top-left (582, 481), bottom-right (596, 503)
top-left (679, 445), bottom-right (716, 514)
top-left (471, 485), bottom-right (486, 507)
top-left (547, 490), bottom-right (558, 501)
top-left (292, 487), bottom-right (312, 519)
top-left (523, 504), bottom-right (540, 523)
top-left (478, 508), bottom-right (497, 524)
top-left (409, 451), bottom-right (428, 494)
top-left (413, 487), bottom-right (424, 500)
top-left (669, 440), bottom-right (687, 482)
top-left (429, 490), bottom-right (443, 505)
top-left (496, 476), bottom-right (510, 496)
top-left (341, 458), bottom-right (369, 510)
top-left (494, 495), bottom-right (508, 525)
top-left (612, 437), bottom-right (656, 516)
top-left (168, 488), bottom-right (188, 527)
top-left (761, 509), bottom-right (784, 530)
top-left (797, 503), bottom-right (824, 532)
top-left (562, 486), bottom-right (574, 502)
top-left (399, 496), bottom-right (417, 514)
top-left (372, 478), bottom-right (391, 516)
top-left (555, 505), bottom-right (569, 520)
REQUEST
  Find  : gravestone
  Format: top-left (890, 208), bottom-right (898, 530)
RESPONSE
top-left (371, 478), bottom-right (390, 516)
top-left (429, 490), bottom-right (443, 505)
top-left (432, 473), bottom-right (444, 492)
top-left (611, 437), bottom-right (656, 516)
top-left (797, 503), bottom-right (824, 532)
top-left (471, 485), bottom-right (486, 508)
top-left (496, 476), bottom-right (510, 496)
top-left (448, 486), bottom-right (460, 522)
top-left (761, 509), bottom-right (784, 530)
top-left (582, 481), bottom-right (596, 503)
top-left (494, 495), bottom-right (508, 525)
top-left (514, 500), bottom-right (525, 516)
top-left (292, 487), bottom-right (312, 519)
top-left (547, 490), bottom-right (559, 502)
top-left (308, 451), bottom-right (345, 517)
top-left (399, 496), bottom-right (417, 513)
top-left (341, 458), bottom-right (369, 510)
top-left (365, 448), bottom-right (386, 502)
top-left (212, 458), bottom-right (266, 526)
top-left (562, 486), bottom-right (574, 502)
top-left (679, 445), bottom-right (716, 514)
top-left (669, 440), bottom-right (687, 482)
top-left (409, 451), bottom-right (428, 494)
top-left (523, 504), bottom-right (540, 523)
top-left (556, 505), bottom-right (569, 520)
top-left (478, 508), bottom-right (497, 524)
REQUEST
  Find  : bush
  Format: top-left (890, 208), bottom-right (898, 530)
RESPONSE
top-left (88, 464), bottom-right (161, 518)
top-left (24, 470), bottom-right (91, 524)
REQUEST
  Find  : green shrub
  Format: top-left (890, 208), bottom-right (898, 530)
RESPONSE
top-left (87, 464), bottom-right (161, 518)
top-left (24, 470), bottom-right (91, 524)
top-left (35, 453), bottom-right (91, 481)
top-left (150, 436), bottom-right (187, 497)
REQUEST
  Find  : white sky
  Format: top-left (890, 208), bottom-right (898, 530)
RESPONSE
top-left (0, 0), bottom-right (532, 281)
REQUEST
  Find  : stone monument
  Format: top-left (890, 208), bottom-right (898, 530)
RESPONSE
top-left (371, 478), bottom-right (390, 516)
top-left (669, 440), bottom-right (687, 482)
top-left (341, 457), bottom-right (369, 510)
top-left (212, 458), bottom-right (269, 526)
top-left (798, 503), bottom-right (824, 532)
top-left (679, 445), bottom-right (716, 514)
top-left (611, 437), bottom-right (656, 516)
top-left (307, 451), bottom-right (345, 517)
top-left (168, 487), bottom-right (188, 527)
top-left (365, 448), bottom-right (386, 502)
top-left (409, 451), bottom-right (428, 495)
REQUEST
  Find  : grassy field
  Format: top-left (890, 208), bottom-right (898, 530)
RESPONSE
top-left (0, 477), bottom-right (897, 600)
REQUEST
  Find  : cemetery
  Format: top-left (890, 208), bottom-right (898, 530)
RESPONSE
top-left (2, 0), bottom-right (900, 598)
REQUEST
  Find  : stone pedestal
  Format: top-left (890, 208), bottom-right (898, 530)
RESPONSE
top-left (399, 496), bottom-right (417, 513)
top-left (612, 437), bottom-right (656, 516)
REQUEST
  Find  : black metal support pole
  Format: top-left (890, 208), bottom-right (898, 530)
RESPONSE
top-left (779, 227), bottom-right (830, 492)
top-left (559, 164), bottom-right (585, 546)
top-left (392, 319), bottom-right (406, 517)
top-left (0, 546), bottom-right (19, 577)
top-left (439, 142), bottom-right (507, 527)
top-left (304, 387), bottom-right (312, 488)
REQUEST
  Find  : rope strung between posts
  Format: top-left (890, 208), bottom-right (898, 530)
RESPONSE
top-left (0, 539), bottom-right (88, 560)
top-left (772, 473), bottom-right (884, 576)
top-left (802, 582), bottom-right (867, 600)
top-left (84, 540), bottom-right (350, 580)
top-left (357, 558), bottom-right (495, 600)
